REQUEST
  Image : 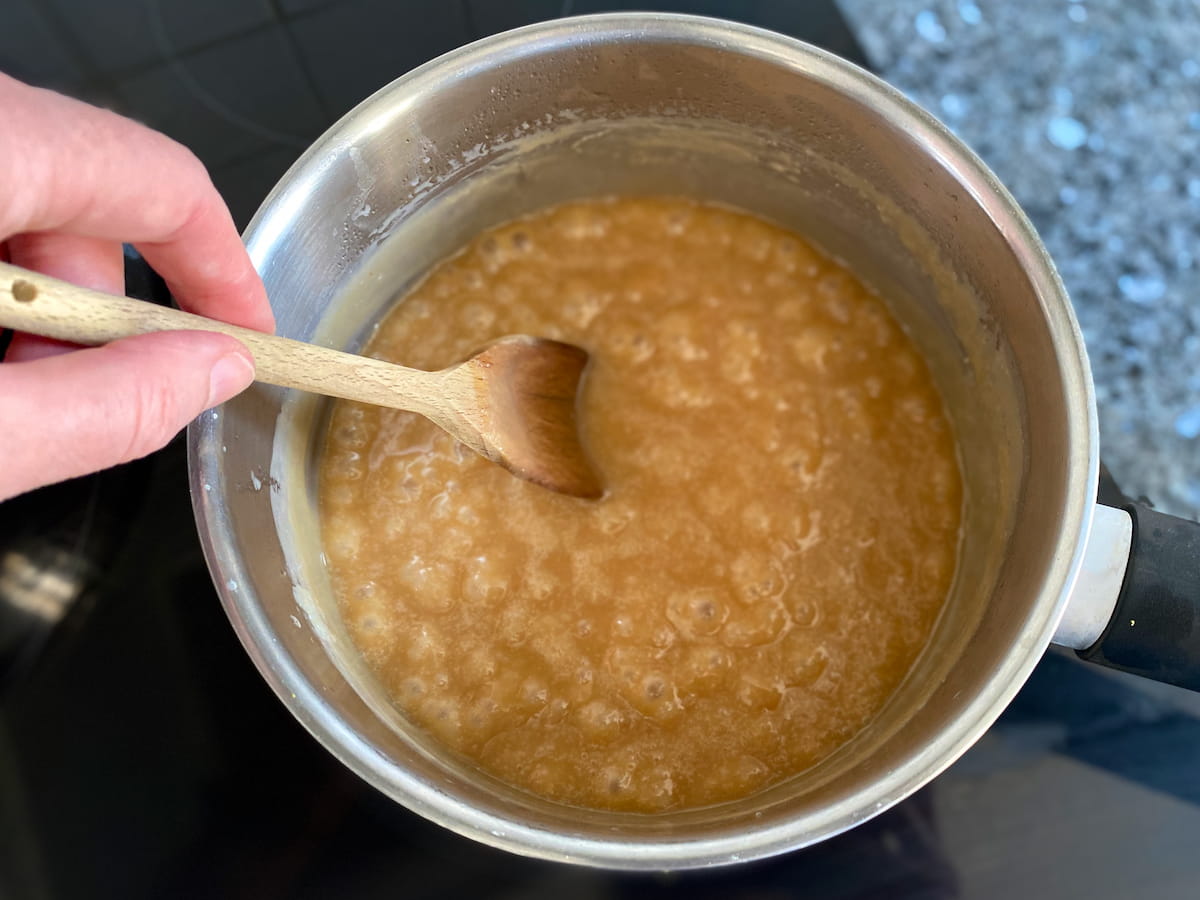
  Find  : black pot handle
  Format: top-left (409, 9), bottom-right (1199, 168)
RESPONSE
top-left (1077, 501), bottom-right (1200, 691)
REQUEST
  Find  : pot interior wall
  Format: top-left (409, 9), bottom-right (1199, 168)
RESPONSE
top-left (198, 21), bottom-right (1085, 863)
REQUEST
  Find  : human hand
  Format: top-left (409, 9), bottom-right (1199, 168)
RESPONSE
top-left (0, 73), bottom-right (275, 501)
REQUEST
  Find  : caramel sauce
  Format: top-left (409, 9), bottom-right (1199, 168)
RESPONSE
top-left (319, 197), bottom-right (961, 812)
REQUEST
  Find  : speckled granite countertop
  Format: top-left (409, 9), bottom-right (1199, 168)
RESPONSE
top-left (840, 0), bottom-right (1200, 519)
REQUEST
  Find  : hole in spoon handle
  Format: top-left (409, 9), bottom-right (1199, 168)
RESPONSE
top-left (11, 280), bottom-right (37, 302)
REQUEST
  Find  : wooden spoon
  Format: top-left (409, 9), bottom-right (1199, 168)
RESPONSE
top-left (0, 261), bottom-right (603, 499)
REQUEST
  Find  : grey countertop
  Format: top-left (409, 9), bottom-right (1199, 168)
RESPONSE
top-left (841, 0), bottom-right (1200, 520)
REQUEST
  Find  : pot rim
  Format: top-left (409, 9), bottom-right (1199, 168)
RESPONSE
top-left (188, 12), bottom-right (1099, 869)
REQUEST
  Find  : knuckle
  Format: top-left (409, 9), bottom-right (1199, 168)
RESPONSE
top-left (131, 134), bottom-right (219, 245)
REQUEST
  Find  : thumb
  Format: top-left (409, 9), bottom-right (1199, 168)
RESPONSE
top-left (0, 330), bottom-right (255, 500)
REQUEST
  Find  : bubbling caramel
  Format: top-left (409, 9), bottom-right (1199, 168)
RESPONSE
top-left (320, 197), bottom-right (961, 812)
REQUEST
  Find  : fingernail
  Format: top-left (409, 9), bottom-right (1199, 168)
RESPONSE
top-left (207, 351), bottom-right (255, 408)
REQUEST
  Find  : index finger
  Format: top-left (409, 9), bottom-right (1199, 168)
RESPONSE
top-left (0, 73), bottom-right (274, 333)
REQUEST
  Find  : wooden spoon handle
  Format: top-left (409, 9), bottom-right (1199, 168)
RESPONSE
top-left (0, 261), bottom-right (441, 415)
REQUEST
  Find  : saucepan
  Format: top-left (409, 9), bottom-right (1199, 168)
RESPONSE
top-left (188, 14), bottom-right (1200, 868)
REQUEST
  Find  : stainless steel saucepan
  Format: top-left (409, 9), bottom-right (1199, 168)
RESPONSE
top-left (189, 14), bottom-right (1200, 869)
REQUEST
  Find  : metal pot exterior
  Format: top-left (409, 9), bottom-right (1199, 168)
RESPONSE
top-left (189, 14), bottom-right (1097, 869)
